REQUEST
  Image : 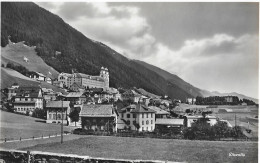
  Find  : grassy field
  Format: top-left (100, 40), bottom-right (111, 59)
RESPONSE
top-left (0, 111), bottom-right (75, 141)
top-left (1, 41), bottom-right (59, 78)
top-left (22, 135), bottom-right (258, 162)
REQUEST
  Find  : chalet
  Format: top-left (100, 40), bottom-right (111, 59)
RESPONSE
top-left (117, 104), bottom-right (156, 132)
top-left (13, 86), bottom-right (43, 114)
top-left (79, 104), bottom-right (117, 132)
top-left (29, 72), bottom-right (46, 82)
top-left (46, 101), bottom-right (71, 125)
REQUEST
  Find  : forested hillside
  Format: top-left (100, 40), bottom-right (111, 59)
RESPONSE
top-left (1, 2), bottom-right (203, 101)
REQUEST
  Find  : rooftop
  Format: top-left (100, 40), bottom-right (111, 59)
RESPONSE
top-left (46, 101), bottom-right (70, 108)
top-left (80, 104), bottom-right (115, 117)
top-left (66, 92), bottom-right (84, 98)
top-left (119, 104), bottom-right (156, 113)
top-left (155, 118), bottom-right (184, 126)
top-left (149, 106), bottom-right (169, 115)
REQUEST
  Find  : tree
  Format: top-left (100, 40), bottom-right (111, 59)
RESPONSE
top-left (69, 109), bottom-right (79, 126)
top-left (212, 120), bottom-right (231, 140)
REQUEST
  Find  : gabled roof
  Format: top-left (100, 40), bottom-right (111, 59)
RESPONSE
top-left (16, 86), bottom-right (42, 98)
top-left (155, 118), bottom-right (184, 126)
top-left (123, 90), bottom-right (142, 97)
top-left (118, 104), bottom-right (156, 113)
top-left (66, 92), bottom-right (84, 98)
top-left (35, 72), bottom-right (46, 77)
top-left (149, 106), bottom-right (170, 115)
top-left (70, 82), bottom-right (84, 89)
top-left (80, 104), bottom-right (115, 117)
top-left (46, 101), bottom-right (70, 108)
top-left (60, 73), bottom-right (73, 77)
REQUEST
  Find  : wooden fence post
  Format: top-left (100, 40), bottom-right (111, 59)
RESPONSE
top-left (27, 151), bottom-right (30, 163)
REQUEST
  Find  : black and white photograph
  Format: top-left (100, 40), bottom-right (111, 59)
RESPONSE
top-left (0, 1), bottom-right (259, 162)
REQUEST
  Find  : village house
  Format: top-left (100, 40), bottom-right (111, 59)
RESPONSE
top-left (79, 104), bottom-right (117, 132)
top-left (155, 118), bottom-right (184, 132)
top-left (46, 101), bottom-right (71, 125)
top-left (58, 72), bottom-right (73, 88)
top-left (121, 90), bottom-right (142, 103)
top-left (13, 86), bottom-right (43, 114)
top-left (117, 104), bottom-right (156, 132)
top-left (186, 98), bottom-right (196, 105)
top-left (149, 106), bottom-right (170, 119)
top-left (69, 82), bottom-right (85, 92)
top-left (46, 77), bottom-right (52, 84)
top-left (65, 92), bottom-right (87, 105)
top-left (41, 88), bottom-right (56, 102)
top-left (29, 72), bottom-right (46, 82)
top-left (7, 83), bottom-right (19, 100)
top-left (52, 81), bottom-right (64, 88)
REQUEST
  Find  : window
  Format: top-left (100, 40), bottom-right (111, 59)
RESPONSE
top-left (142, 121), bottom-right (144, 125)
top-left (142, 127), bottom-right (144, 131)
top-left (151, 120), bottom-right (153, 124)
top-left (57, 114), bottom-right (61, 120)
top-left (142, 113), bottom-right (144, 118)
top-left (146, 120), bottom-right (149, 125)
top-left (133, 114), bottom-right (136, 118)
top-left (127, 120), bottom-right (130, 125)
top-left (121, 113), bottom-right (124, 118)
top-left (133, 120), bottom-right (136, 125)
top-left (53, 114), bottom-right (56, 120)
top-left (147, 113), bottom-right (149, 118)
top-left (151, 126), bottom-right (153, 130)
top-left (151, 114), bottom-right (153, 118)
top-left (25, 98), bottom-right (28, 101)
top-left (127, 114), bottom-right (130, 118)
top-left (49, 114), bottom-right (52, 119)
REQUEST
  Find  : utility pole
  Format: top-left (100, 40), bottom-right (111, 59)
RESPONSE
top-left (61, 99), bottom-right (64, 144)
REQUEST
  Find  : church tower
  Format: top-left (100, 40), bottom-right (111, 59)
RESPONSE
top-left (100, 67), bottom-right (109, 89)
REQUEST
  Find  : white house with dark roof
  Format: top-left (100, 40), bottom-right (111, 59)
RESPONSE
top-left (13, 86), bottom-right (43, 114)
top-left (117, 104), bottom-right (156, 132)
top-left (79, 104), bottom-right (117, 132)
top-left (46, 101), bottom-right (71, 125)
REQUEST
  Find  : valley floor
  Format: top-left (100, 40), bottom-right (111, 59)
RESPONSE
top-left (20, 135), bottom-right (257, 162)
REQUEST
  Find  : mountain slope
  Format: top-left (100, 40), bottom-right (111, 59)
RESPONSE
top-left (1, 67), bottom-right (67, 94)
top-left (1, 41), bottom-right (59, 79)
top-left (1, 2), bottom-right (206, 101)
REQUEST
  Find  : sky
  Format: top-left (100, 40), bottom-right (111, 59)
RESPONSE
top-left (37, 2), bottom-right (259, 99)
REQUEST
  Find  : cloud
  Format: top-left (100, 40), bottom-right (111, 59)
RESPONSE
top-left (36, 2), bottom-right (258, 98)
top-left (49, 2), bottom-right (156, 59)
top-left (143, 34), bottom-right (258, 98)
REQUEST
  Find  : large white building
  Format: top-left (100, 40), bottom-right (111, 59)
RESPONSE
top-left (13, 86), bottom-right (43, 114)
top-left (117, 104), bottom-right (156, 132)
top-left (58, 67), bottom-right (109, 90)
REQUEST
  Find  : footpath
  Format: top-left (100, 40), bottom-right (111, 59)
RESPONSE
top-left (0, 134), bottom-right (86, 150)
